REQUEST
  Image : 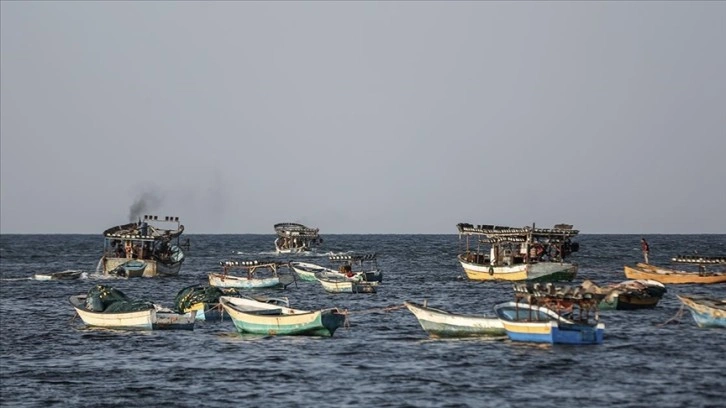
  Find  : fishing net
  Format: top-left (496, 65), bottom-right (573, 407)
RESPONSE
top-left (84, 285), bottom-right (154, 313)
top-left (173, 285), bottom-right (240, 313)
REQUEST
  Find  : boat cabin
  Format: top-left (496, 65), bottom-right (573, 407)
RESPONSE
top-left (457, 223), bottom-right (580, 267)
top-left (103, 215), bottom-right (185, 263)
top-left (274, 222), bottom-right (323, 252)
top-left (512, 282), bottom-right (603, 323)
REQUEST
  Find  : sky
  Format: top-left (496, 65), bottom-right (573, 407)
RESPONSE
top-left (1, 1), bottom-right (724, 234)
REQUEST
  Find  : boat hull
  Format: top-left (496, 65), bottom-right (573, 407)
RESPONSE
top-left (70, 295), bottom-right (195, 330)
top-left (290, 262), bottom-right (331, 282)
top-left (404, 301), bottom-right (505, 337)
top-left (208, 273), bottom-right (282, 289)
top-left (103, 257), bottom-right (183, 278)
top-left (624, 264), bottom-right (726, 284)
top-left (220, 297), bottom-right (346, 337)
top-left (459, 256), bottom-right (577, 282)
top-left (495, 302), bottom-right (604, 345)
top-left (34, 271), bottom-right (83, 281)
top-left (599, 293), bottom-right (662, 310)
top-left (677, 295), bottom-right (726, 328)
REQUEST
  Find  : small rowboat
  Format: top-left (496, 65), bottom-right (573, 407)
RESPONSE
top-left (34, 271), bottom-right (83, 281)
top-left (677, 295), bottom-right (726, 328)
top-left (69, 295), bottom-right (195, 330)
top-left (404, 301), bottom-right (505, 338)
top-left (315, 271), bottom-right (377, 293)
top-left (219, 296), bottom-right (346, 337)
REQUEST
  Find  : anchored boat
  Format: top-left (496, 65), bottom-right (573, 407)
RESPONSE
top-left (208, 260), bottom-right (296, 290)
top-left (624, 256), bottom-right (726, 284)
top-left (456, 223), bottom-right (580, 282)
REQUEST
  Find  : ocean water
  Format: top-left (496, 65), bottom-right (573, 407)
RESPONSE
top-left (0, 234), bottom-right (724, 408)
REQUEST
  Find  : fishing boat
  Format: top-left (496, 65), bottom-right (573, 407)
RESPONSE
top-left (33, 270), bottom-right (83, 281)
top-left (100, 215), bottom-right (186, 278)
top-left (624, 255), bottom-right (726, 284)
top-left (677, 295), bottom-right (726, 328)
top-left (274, 222), bottom-right (323, 254)
top-left (456, 223), bottom-right (580, 282)
top-left (328, 253), bottom-right (383, 283)
top-left (219, 296), bottom-right (347, 337)
top-left (494, 282), bottom-right (605, 345)
top-left (174, 285), bottom-right (290, 321)
top-left (581, 279), bottom-right (667, 310)
top-left (315, 271), bottom-right (378, 293)
top-left (208, 260), bottom-right (296, 290)
top-left (69, 285), bottom-right (195, 330)
top-left (289, 261), bottom-right (333, 282)
top-left (404, 301), bottom-right (505, 338)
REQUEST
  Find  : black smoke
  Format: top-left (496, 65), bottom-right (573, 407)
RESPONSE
top-left (128, 191), bottom-right (163, 222)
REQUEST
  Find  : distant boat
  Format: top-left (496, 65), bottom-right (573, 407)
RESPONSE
top-left (624, 261), bottom-right (726, 285)
top-left (100, 214), bottom-right (186, 278)
top-left (404, 301), bottom-right (505, 338)
top-left (273, 222), bottom-right (322, 254)
top-left (208, 260), bottom-right (296, 290)
top-left (677, 295), bottom-right (726, 328)
top-left (34, 271), bottom-right (83, 281)
top-left (219, 296), bottom-right (346, 337)
top-left (456, 223), bottom-right (579, 282)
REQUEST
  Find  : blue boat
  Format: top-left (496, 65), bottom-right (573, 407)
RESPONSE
top-left (495, 301), bottom-right (605, 345)
top-left (677, 295), bottom-right (726, 328)
top-left (110, 260), bottom-right (148, 278)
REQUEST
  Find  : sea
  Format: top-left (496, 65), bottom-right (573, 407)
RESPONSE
top-left (0, 234), bottom-right (724, 408)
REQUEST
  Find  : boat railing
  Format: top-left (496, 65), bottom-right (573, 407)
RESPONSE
top-left (671, 255), bottom-right (726, 265)
top-left (512, 283), bottom-right (602, 323)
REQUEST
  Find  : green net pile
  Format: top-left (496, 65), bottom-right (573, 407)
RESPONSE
top-left (173, 285), bottom-right (240, 313)
top-left (84, 285), bottom-right (155, 313)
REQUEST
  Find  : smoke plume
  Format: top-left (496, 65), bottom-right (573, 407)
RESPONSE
top-left (128, 191), bottom-right (164, 222)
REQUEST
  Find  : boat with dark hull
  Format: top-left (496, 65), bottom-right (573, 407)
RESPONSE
top-left (457, 223), bottom-right (580, 282)
top-left (100, 215), bottom-right (186, 278)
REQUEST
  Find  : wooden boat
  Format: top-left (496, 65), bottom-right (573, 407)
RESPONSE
top-left (581, 279), bottom-right (666, 310)
top-left (107, 259), bottom-right (148, 278)
top-left (69, 295), bottom-right (196, 330)
top-left (624, 259), bottom-right (726, 284)
top-left (173, 285), bottom-right (291, 321)
top-left (495, 301), bottom-right (605, 345)
top-left (677, 295), bottom-right (726, 328)
top-left (274, 222), bottom-right (322, 254)
top-left (100, 214), bottom-right (186, 278)
top-left (456, 223), bottom-right (580, 282)
top-left (219, 296), bottom-right (347, 337)
top-left (404, 301), bottom-right (505, 338)
top-left (33, 270), bottom-right (83, 281)
top-left (328, 253), bottom-right (383, 283)
top-left (494, 282), bottom-right (605, 345)
top-left (315, 271), bottom-right (378, 293)
top-left (208, 260), bottom-right (296, 290)
top-left (289, 261), bottom-right (332, 282)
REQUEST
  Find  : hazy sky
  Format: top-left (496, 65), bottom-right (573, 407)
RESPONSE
top-left (1, 1), bottom-right (724, 234)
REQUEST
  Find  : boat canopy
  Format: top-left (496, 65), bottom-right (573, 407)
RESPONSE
top-left (671, 255), bottom-right (726, 265)
top-left (104, 214), bottom-right (184, 240)
top-left (274, 222), bottom-right (320, 237)
top-left (329, 253), bottom-right (377, 262)
top-left (457, 223), bottom-right (579, 240)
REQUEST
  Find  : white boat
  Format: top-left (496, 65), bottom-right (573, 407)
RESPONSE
top-left (289, 261), bottom-right (333, 281)
top-left (328, 253), bottom-right (383, 283)
top-left (34, 271), bottom-right (83, 281)
top-left (208, 260), bottom-right (296, 289)
top-left (315, 271), bottom-right (377, 293)
top-left (405, 301), bottom-right (505, 338)
top-left (69, 295), bottom-right (196, 330)
top-left (456, 223), bottom-right (579, 282)
top-left (274, 222), bottom-right (322, 254)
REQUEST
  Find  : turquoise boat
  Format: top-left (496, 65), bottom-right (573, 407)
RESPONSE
top-left (219, 296), bottom-right (346, 337)
top-left (677, 295), bottom-right (726, 328)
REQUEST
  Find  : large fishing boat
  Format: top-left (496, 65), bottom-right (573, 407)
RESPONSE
top-left (456, 223), bottom-right (580, 282)
top-left (100, 215), bottom-right (186, 278)
top-left (273, 222), bottom-right (323, 254)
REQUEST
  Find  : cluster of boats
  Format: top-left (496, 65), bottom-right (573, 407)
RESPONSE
top-left (62, 218), bottom-right (725, 340)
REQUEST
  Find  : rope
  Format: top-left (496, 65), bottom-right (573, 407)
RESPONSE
top-left (658, 304), bottom-right (686, 327)
top-left (345, 304), bottom-right (407, 315)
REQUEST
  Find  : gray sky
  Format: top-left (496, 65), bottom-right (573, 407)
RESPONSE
top-left (1, 1), bottom-right (724, 234)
